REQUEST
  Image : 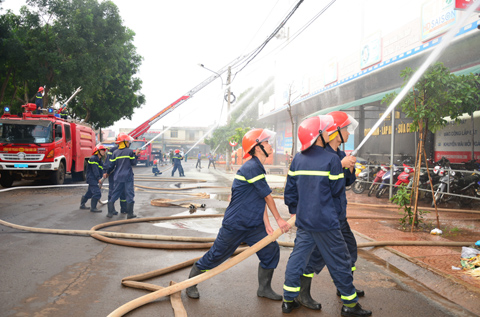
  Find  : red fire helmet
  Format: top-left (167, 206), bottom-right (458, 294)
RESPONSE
top-left (242, 128), bottom-right (276, 159)
top-left (298, 115), bottom-right (334, 151)
top-left (92, 144), bottom-right (106, 155)
top-left (115, 133), bottom-right (134, 144)
top-left (326, 111), bottom-right (359, 141)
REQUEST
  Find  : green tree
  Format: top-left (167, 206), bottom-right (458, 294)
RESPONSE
top-left (0, 0), bottom-right (145, 128)
top-left (384, 62), bottom-right (480, 230)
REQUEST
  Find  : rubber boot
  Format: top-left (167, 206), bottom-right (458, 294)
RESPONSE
top-left (282, 299), bottom-right (300, 313)
top-left (106, 201), bottom-right (115, 218)
top-left (257, 264), bottom-right (282, 301)
top-left (80, 196), bottom-right (89, 209)
top-left (186, 263), bottom-right (203, 299)
top-left (90, 198), bottom-right (102, 213)
top-left (126, 202), bottom-right (137, 219)
top-left (120, 201), bottom-right (127, 214)
top-left (297, 275), bottom-right (322, 310)
top-left (341, 303), bottom-right (372, 317)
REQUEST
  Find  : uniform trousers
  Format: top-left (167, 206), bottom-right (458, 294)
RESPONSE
top-left (110, 180), bottom-right (134, 204)
top-left (283, 227), bottom-right (357, 305)
top-left (196, 224), bottom-right (279, 271)
top-left (304, 219), bottom-right (358, 274)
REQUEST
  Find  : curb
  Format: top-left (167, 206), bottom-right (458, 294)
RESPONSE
top-left (354, 230), bottom-right (480, 316)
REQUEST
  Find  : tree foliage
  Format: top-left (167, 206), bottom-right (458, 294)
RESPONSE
top-left (204, 77), bottom-right (274, 154)
top-left (383, 62), bottom-right (480, 134)
top-left (0, 0), bottom-right (145, 128)
top-left (384, 62), bottom-right (480, 229)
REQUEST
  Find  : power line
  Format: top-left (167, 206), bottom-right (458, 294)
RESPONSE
top-left (231, 0), bottom-right (305, 82)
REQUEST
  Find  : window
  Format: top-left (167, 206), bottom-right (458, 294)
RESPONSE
top-left (170, 130), bottom-right (178, 138)
top-left (64, 125), bottom-right (71, 142)
top-left (188, 131), bottom-right (195, 141)
top-left (55, 125), bottom-right (63, 141)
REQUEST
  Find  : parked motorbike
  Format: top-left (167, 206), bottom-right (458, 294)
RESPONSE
top-left (431, 166), bottom-right (457, 207)
top-left (352, 162), bottom-right (379, 194)
top-left (393, 163), bottom-right (415, 194)
top-left (368, 164), bottom-right (388, 197)
top-left (376, 164), bottom-right (401, 198)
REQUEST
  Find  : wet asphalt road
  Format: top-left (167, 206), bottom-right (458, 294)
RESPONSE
top-left (0, 162), bottom-right (478, 317)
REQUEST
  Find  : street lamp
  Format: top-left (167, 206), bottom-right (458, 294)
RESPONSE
top-left (198, 63), bottom-right (224, 88)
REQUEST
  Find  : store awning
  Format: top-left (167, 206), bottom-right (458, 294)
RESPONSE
top-left (305, 63), bottom-right (480, 119)
top-left (305, 88), bottom-right (401, 119)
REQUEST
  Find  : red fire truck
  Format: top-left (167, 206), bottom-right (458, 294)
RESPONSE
top-left (0, 103), bottom-right (96, 187)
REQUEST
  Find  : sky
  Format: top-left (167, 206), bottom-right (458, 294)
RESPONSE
top-left (1, 0), bottom-right (425, 133)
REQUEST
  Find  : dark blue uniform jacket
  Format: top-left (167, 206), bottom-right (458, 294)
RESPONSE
top-left (222, 156), bottom-right (272, 230)
top-left (107, 147), bottom-right (137, 183)
top-left (284, 145), bottom-right (344, 232)
top-left (172, 155), bottom-right (183, 165)
top-left (35, 92), bottom-right (43, 110)
top-left (325, 144), bottom-right (356, 221)
top-left (86, 154), bottom-right (103, 185)
top-left (104, 145), bottom-right (118, 173)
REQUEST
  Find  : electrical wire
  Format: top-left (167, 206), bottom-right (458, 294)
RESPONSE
top-left (231, 0), bottom-right (305, 82)
top-left (243, 0), bottom-right (337, 73)
top-left (241, 0), bottom-right (282, 55)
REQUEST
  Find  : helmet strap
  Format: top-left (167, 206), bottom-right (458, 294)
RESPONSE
top-left (318, 130), bottom-right (327, 147)
top-left (337, 127), bottom-right (345, 144)
top-left (258, 143), bottom-right (269, 157)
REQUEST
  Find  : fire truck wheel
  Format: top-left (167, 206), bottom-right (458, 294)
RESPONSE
top-left (51, 161), bottom-right (66, 185)
top-left (0, 172), bottom-right (14, 188)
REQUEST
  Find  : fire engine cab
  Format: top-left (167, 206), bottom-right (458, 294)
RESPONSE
top-left (0, 103), bottom-right (95, 187)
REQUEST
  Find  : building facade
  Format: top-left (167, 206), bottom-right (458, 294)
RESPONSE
top-left (259, 5), bottom-right (480, 165)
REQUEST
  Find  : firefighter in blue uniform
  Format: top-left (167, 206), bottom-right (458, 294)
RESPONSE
top-left (35, 87), bottom-right (44, 114)
top-left (103, 143), bottom-right (126, 215)
top-left (171, 149), bottom-right (185, 177)
top-left (295, 111), bottom-right (366, 314)
top-left (106, 133), bottom-right (140, 219)
top-left (80, 144), bottom-right (107, 213)
top-left (282, 115), bottom-right (371, 316)
top-left (186, 128), bottom-right (291, 301)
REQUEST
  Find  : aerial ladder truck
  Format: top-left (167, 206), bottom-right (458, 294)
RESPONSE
top-left (126, 57), bottom-right (244, 166)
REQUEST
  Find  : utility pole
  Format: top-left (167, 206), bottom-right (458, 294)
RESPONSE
top-left (226, 66), bottom-right (232, 171)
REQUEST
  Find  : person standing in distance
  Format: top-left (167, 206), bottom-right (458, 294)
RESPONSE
top-left (106, 133), bottom-right (140, 219)
top-left (80, 144), bottom-right (107, 213)
top-left (35, 87), bottom-right (44, 114)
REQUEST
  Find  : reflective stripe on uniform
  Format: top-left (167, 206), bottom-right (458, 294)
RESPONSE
top-left (234, 174), bottom-right (265, 183)
top-left (283, 284), bottom-right (300, 292)
top-left (341, 292), bottom-right (357, 301)
top-left (288, 170), bottom-right (344, 180)
top-left (351, 266), bottom-right (356, 272)
top-left (110, 155), bottom-right (135, 162)
top-left (88, 161), bottom-right (103, 169)
top-left (302, 273), bottom-right (314, 278)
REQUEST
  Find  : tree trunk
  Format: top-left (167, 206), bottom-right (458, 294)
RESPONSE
top-left (0, 67), bottom-right (13, 104)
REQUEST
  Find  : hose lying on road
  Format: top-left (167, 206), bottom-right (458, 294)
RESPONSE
top-left (106, 216), bottom-right (297, 317)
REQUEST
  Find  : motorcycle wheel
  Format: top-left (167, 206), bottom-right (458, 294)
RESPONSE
top-left (352, 181), bottom-right (366, 194)
top-left (368, 184), bottom-right (377, 197)
top-left (376, 187), bottom-right (386, 198)
top-left (432, 185), bottom-right (444, 207)
top-left (458, 187), bottom-right (475, 207)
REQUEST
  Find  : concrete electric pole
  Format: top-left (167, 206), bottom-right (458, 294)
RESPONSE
top-left (226, 66), bottom-right (232, 171)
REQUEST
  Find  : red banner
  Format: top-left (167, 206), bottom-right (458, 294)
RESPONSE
top-left (455, 0), bottom-right (480, 11)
